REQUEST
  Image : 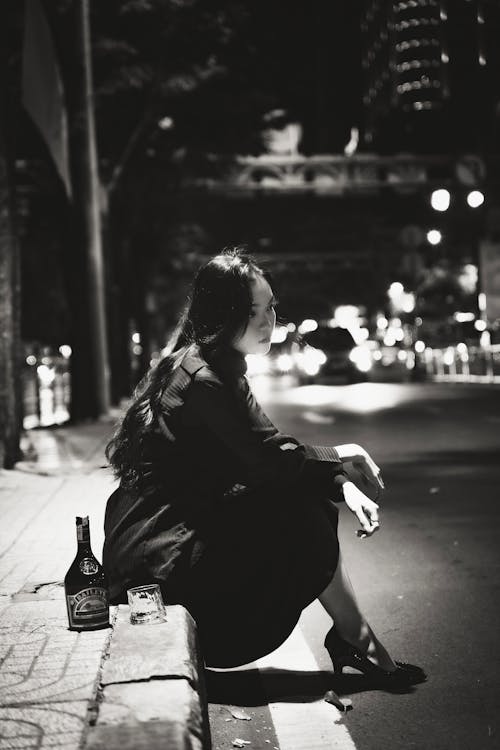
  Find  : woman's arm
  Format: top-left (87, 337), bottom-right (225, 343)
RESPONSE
top-left (184, 374), bottom-right (347, 498)
top-left (334, 443), bottom-right (385, 493)
top-left (186, 375), bottom-right (382, 531)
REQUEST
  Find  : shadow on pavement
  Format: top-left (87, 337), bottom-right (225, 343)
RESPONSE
top-left (206, 667), bottom-right (418, 706)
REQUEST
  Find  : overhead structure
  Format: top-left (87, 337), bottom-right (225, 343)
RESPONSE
top-left (181, 152), bottom-right (497, 196)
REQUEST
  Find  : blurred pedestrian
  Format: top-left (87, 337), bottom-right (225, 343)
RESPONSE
top-left (103, 248), bottom-right (424, 687)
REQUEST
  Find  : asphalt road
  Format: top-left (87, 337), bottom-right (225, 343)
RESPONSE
top-left (208, 377), bottom-right (500, 750)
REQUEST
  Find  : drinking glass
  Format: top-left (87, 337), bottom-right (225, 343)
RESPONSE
top-left (127, 584), bottom-right (167, 625)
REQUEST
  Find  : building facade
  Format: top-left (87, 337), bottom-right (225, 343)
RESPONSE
top-left (361, 0), bottom-right (500, 154)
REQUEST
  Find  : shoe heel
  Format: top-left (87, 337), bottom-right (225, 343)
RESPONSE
top-left (332, 658), bottom-right (345, 675)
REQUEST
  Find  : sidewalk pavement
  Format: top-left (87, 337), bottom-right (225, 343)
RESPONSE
top-left (0, 418), bottom-right (210, 750)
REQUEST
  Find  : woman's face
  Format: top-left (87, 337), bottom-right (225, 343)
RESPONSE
top-left (232, 274), bottom-right (276, 356)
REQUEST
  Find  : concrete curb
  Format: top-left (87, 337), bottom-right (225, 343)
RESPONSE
top-left (85, 604), bottom-right (211, 750)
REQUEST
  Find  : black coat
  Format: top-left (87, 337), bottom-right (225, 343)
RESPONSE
top-left (103, 345), bottom-right (348, 667)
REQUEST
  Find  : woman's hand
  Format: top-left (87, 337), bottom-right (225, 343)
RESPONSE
top-left (335, 443), bottom-right (384, 493)
top-left (342, 481), bottom-right (380, 538)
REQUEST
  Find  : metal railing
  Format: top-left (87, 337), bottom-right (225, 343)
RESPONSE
top-left (422, 343), bottom-right (500, 383)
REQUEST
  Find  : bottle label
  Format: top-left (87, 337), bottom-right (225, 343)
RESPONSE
top-left (66, 587), bottom-right (109, 629)
top-left (79, 558), bottom-right (99, 575)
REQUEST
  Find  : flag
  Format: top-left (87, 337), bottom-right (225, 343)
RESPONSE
top-left (22, 0), bottom-right (72, 197)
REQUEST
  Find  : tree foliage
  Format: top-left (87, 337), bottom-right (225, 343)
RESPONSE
top-left (84, 0), bottom-right (360, 176)
top-left (87, 0), bottom-right (253, 181)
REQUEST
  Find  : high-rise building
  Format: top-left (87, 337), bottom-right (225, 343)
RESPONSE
top-left (361, 0), bottom-right (500, 153)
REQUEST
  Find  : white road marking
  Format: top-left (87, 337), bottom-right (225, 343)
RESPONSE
top-left (254, 625), bottom-right (358, 750)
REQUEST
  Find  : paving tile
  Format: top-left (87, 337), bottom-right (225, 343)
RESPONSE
top-left (0, 428), bottom-right (119, 749)
top-left (0, 701), bottom-right (89, 749)
top-left (0, 601), bottom-right (109, 708)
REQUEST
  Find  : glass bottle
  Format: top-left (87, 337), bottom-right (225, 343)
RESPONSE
top-left (64, 516), bottom-right (109, 631)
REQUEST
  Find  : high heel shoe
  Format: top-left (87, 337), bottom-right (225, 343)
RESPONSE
top-left (324, 626), bottom-right (426, 687)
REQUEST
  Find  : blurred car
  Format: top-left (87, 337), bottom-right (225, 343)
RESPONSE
top-left (369, 343), bottom-right (420, 382)
top-left (291, 325), bottom-right (374, 384)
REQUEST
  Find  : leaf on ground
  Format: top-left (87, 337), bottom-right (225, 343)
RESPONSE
top-left (222, 706), bottom-right (251, 720)
top-left (228, 708), bottom-right (252, 721)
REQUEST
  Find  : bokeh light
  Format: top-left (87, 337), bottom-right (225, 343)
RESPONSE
top-left (430, 188), bottom-right (450, 211)
top-left (467, 190), bottom-right (484, 208)
top-left (427, 229), bottom-right (442, 245)
top-left (298, 319), bottom-right (318, 334)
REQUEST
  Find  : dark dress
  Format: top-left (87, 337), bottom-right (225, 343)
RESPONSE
top-left (103, 345), bottom-right (348, 667)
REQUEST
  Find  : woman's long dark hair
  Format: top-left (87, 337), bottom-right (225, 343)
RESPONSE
top-left (105, 248), bottom-right (266, 490)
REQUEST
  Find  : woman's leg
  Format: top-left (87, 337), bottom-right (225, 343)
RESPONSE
top-left (318, 550), bottom-right (397, 671)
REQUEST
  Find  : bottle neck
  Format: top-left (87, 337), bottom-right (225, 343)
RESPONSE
top-left (76, 520), bottom-right (92, 554)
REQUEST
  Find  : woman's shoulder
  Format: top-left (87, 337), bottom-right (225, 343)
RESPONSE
top-left (181, 345), bottom-right (247, 388)
top-left (180, 346), bottom-right (224, 387)
top-left (158, 347), bottom-right (223, 424)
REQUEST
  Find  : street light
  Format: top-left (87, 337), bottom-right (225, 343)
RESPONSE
top-left (427, 229), bottom-right (442, 245)
top-left (430, 188), bottom-right (451, 212)
top-left (158, 116), bottom-right (174, 131)
top-left (467, 190), bottom-right (484, 208)
top-left (388, 282), bottom-right (404, 298)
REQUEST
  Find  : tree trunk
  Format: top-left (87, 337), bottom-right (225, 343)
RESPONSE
top-left (59, 0), bottom-right (111, 421)
top-left (78, 0), bottom-right (110, 415)
top-left (0, 15), bottom-right (22, 468)
top-left (105, 197), bottom-right (133, 405)
top-left (60, 200), bottom-right (99, 421)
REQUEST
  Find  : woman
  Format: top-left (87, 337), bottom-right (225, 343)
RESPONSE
top-left (104, 249), bottom-right (424, 685)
